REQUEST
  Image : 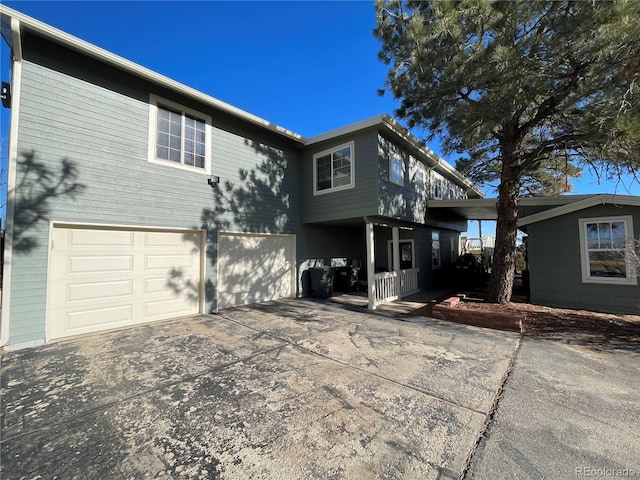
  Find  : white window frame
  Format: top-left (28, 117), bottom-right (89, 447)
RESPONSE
top-left (578, 215), bottom-right (637, 285)
top-left (148, 94), bottom-right (212, 175)
top-left (432, 172), bottom-right (444, 200)
top-left (432, 230), bottom-right (441, 269)
top-left (389, 155), bottom-right (405, 186)
top-left (313, 141), bottom-right (355, 195)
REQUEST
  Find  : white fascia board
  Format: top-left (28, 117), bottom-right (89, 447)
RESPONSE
top-left (0, 5), bottom-right (305, 144)
top-left (518, 194), bottom-right (640, 227)
top-left (305, 115), bottom-right (386, 145)
top-left (306, 113), bottom-right (483, 198)
top-left (379, 116), bottom-right (483, 197)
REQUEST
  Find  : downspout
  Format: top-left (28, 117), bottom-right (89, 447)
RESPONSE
top-left (0, 17), bottom-right (23, 347)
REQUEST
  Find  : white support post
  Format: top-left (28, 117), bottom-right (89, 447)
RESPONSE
top-left (392, 227), bottom-right (400, 273)
top-left (366, 221), bottom-right (376, 310)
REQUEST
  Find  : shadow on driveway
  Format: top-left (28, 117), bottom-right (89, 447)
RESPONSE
top-left (1, 298), bottom-right (519, 479)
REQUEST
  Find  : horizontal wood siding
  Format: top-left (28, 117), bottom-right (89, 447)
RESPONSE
top-left (8, 38), bottom-right (301, 344)
top-left (301, 131), bottom-right (379, 223)
top-left (377, 134), bottom-right (428, 223)
top-left (528, 205), bottom-right (640, 314)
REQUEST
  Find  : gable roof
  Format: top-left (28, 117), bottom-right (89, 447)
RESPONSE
top-left (428, 194), bottom-right (640, 225)
top-left (517, 194), bottom-right (640, 226)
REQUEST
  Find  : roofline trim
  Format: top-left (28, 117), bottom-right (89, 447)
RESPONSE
top-left (0, 5), bottom-right (306, 143)
top-left (306, 114), bottom-right (482, 197)
top-left (0, 5), bottom-right (481, 195)
top-left (518, 194), bottom-right (640, 227)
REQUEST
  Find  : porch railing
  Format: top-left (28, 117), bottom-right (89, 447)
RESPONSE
top-left (372, 268), bottom-right (420, 307)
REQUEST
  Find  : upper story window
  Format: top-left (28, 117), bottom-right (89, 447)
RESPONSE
top-left (578, 216), bottom-right (637, 285)
top-left (148, 95), bottom-right (212, 174)
top-left (433, 177), bottom-right (444, 199)
top-left (389, 156), bottom-right (405, 186)
top-left (313, 141), bottom-right (355, 195)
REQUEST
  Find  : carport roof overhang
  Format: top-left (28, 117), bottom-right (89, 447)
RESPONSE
top-left (428, 194), bottom-right (638, 224)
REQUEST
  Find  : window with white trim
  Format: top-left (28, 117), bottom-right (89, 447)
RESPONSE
top-left (389, 155), bottom-right (405, 186)
top-left (313, 142), bottom-right (354, 194)
top-left (432, 171), bottom-right (444, 199)
top-left (578, 216), bottom-right (637, 285)
top-left (149, 95), bottom-right (211, 174)
top-left (432, 230), bottom-right (441, 269)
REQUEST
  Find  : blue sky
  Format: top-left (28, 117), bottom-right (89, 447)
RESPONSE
top-left (1, 1), bottom-right (639, 237)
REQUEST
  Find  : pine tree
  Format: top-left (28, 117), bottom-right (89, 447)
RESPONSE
top-left (375, 0), bottom-right (640, 303)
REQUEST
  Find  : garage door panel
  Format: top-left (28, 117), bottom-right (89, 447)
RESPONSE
top-left (144, 297), bottom-right (197, 320)
top-left (144, 254), bottom-right (195, 270)
top-left (67, 280), bottom-right (134, 302)
top-left (56, 304), bottom-right (134, 337)
top-left (66, 255), bottom-right (134, 275)
top-left (218, 233), bottom-right (294, 310)
top-left (49, 226), bottom-right (202, 340)
top-left (69, 229), bottom-right (135, 247)
top-left (145, 231), bottom-right (200, 247)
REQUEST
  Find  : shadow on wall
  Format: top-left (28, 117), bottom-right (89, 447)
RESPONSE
top-left (377, 138), bottom-right (427, 222)
top-left (167, 139), bottom-right (296, 313)
top-left (12, 150), bottom-right (85, 254)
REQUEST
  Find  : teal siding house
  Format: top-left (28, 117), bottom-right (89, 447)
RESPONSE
top-left (0, 6), bottom-right (481, 348)
top-left (431, 195), bottom-right (640, 315)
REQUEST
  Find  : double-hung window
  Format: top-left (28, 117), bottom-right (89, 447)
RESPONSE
top-left (149, 95), bottom-right (211, 174)
top-left (578, 216), bottom-right (637, 285)
top-left (313, 142), bottom-right (354, 195)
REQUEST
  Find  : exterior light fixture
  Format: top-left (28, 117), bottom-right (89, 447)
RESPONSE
top-left (208, 175), bottom-right (220, 187)
top-left (1, 82), bottom-right (11, 108)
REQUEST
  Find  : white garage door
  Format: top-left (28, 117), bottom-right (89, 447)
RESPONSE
top-left (217, 233), bottom-right (295, 309)
top-left (49, 225), bottom-right (203, 340)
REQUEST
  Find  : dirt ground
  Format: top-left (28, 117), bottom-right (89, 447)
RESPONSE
top-left (413, 290), bottom-right (640, 343)
top-left (457, 294), bottom-right (640, 341)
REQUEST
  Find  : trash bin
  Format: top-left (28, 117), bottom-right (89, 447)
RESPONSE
top-left (308, 267), bottom-right (334, 299)
top-left (333, 266), bottom-right (359, 292)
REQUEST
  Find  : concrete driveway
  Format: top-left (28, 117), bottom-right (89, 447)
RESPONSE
top-left (1, 298), bottom-right (638, 479)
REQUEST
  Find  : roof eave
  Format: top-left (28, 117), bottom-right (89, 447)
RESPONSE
top-left (0, 5), bottom-right (306, 144)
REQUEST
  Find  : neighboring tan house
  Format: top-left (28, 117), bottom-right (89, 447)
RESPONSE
top-left (431, 195), bottom-right (640, 315)
top-left (0, 7), bottom-right (481, 348)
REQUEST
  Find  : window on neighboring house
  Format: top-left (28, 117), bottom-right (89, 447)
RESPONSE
top-left (432, 230), bottom-right (441, 269)
top-left (578, 216), bottom-right (637, 285)
top-left (313, 142), bottom-right (354, 194)
top-left (390, 155), bottom-right (404, 186)
top-left (149, 95), bottom-right (212, 174)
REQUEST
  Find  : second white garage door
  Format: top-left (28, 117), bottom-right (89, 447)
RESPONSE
top-left (49, 225), bottom-right (203, 340)
top-left (217, 233), bottom-right (296, 309)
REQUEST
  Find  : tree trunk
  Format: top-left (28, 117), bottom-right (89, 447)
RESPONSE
top-left (487, 164), bottom-right (520, 304)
